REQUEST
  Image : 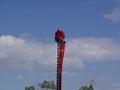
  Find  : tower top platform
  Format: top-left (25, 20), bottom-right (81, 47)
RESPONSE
top-left (55, 29), bottom-right (65, 43)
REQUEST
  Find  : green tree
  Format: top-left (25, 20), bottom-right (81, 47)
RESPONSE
top-left (89, 85), bottom-right (93, 90)
top-left (25, 86), bottom-right (35, 90)
top-left (39, 80), bottom-right (56, 90)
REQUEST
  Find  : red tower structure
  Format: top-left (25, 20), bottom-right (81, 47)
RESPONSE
top-left (55, 29), bottom-right (66, 90)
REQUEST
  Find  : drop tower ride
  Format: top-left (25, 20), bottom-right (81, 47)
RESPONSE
top-left (55, 30), bottom-right (66, 90)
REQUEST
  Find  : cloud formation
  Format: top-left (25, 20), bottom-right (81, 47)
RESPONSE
top-left (0, 35), bottom-right (120, 73)
top-left (104, 7), bottom-right (120, 22)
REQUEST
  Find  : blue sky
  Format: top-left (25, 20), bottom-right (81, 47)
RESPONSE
top-left (0, 0), bottom-right (120, 90)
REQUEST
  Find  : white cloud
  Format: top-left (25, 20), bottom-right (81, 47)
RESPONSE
top-left (0, 35), bottom-right (56, 72)
top-left (104, 7), bottom-right (120, 22)
top-left (0, 35), bottom-right (120, 73)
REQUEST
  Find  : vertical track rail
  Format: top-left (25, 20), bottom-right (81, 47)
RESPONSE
top-left (57, 43), bottom-right (60, 90)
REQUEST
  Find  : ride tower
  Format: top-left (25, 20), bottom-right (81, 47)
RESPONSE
top-left (55, 30), bottom-right (66, 90)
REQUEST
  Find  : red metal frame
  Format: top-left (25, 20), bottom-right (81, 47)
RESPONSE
top-left (55, 30), bottom-right (66, 90)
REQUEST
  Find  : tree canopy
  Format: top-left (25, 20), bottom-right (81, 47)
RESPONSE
top-left (39, 80), bottom-right (56, 90)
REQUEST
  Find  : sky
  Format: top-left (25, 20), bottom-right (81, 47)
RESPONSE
top-left (0, 0), bottom-right (120, 90)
